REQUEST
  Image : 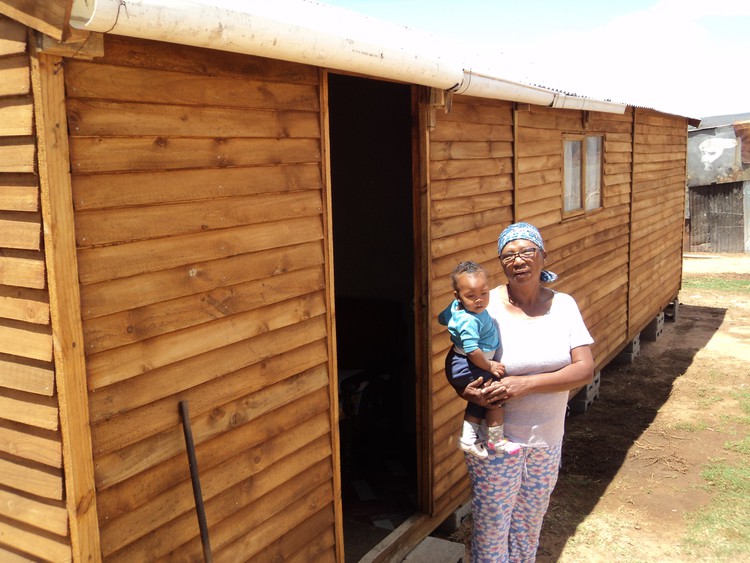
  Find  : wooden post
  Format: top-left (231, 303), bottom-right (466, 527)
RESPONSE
top-left (30, 42), bottom-right (102, 561)
top-left (416, 85), bottom-right (433, 515)
top-left (319, 68), bottom-right (346, 563)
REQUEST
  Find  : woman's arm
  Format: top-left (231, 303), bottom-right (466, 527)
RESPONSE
top-left (459, 346), bottom-right (593, 405)
top-left (500, 345), bottom-right (594, 400)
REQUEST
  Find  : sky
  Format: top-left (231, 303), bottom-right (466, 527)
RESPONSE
top-left (323, 0), bottom-right (750, 119)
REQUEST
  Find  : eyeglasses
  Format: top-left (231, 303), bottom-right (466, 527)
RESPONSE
top-left (499, 247), bottom-right (541, 265)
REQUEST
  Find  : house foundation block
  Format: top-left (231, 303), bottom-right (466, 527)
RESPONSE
top-left (642, 312), bottom-right (665, 341)
top-left (613, 335), bottom-right (640, 364)
top-left (665, 297), bottom-right (680, 322)
top-left (436, 500), bottom-right (471, 535)
top-left (569, 371), bottom-right (601, 414)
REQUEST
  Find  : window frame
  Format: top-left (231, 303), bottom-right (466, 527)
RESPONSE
top-left (562, 133), bottom-right (604, 218)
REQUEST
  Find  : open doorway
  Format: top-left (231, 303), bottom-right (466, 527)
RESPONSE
top-left (328, 73), bottom-right (418, 561)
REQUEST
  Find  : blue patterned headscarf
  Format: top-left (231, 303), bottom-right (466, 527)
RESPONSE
top-left (497, 222), bottom-right (558, 283)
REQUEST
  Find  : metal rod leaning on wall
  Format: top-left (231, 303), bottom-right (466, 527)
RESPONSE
top-left (179, 400), bottom-right (213, 562)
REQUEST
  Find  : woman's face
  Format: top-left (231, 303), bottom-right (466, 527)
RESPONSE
top-left (499, 239), bottom-right (545, 284)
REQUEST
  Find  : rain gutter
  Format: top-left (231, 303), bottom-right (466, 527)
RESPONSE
top-left (69, 0), bottom-right (626, 114)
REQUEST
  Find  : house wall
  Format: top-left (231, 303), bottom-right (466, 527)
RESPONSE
top-left (0, 16), bottom-right (72, 562)
top-left (428, 95), bottom-right (515, 514)
top-left (428, 101), bottom-right (685, 514)
top-left (629, 109), bottom-right (685, 337)
top-left (64, 35), bottom-right (338, 561)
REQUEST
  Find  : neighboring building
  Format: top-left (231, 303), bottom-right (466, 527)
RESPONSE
top-left (0, 1), bottom-right (692, 561)
top-left (686, 113), bottom-right (750, 252)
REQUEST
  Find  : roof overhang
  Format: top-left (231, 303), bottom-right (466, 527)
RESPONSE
top-left (69, 0), bottom-right (629, 114)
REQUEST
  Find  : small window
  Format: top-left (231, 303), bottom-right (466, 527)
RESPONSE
top-left (564, 134), bottom-right (603, 214)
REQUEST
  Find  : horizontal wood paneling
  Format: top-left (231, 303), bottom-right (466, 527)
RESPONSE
top-left (629, 108), bottom-right (685, 337)
top-left (428, 96), bottom-right (514, 514)
top-left (426, 102), bottom-right (674, 520)
top-left (0, 353), bottom-right (54, 395)
top-left (0, 16), bottom-right (27, 56)
top-left (0, 1), bottom-right (69, 40)
top-left (0, 210), bottom-right (41, 249)
top-left (0, 22), bottom-right (67, 561)
top-left (0, 96), bottom-right (33, 136)
top-left (0, 455), bottom-right (62, 499)
top-left (0, 173), bottom-right (38, 211)
top-left (0, 249), bottom-right (45, 288)
top-left (0, 285), bottom-right (49, 324)
top-left (100, 409), bottom-right (331, 558)
top-left (0, 388), bottom-right (58, 430)
top-left (0, 318), bottom-right (52, 361)
top-left (0, 518), bottom-right (70, 563)
top-left (75, 190), bottom-right (322, 247)
top-left (64, 35), bottom-right (335, 559)
top-left (0, 420), bottom-right (61, 467)
top-left (512, 106), bottom-right (635, 369)
top-left (0, 135), bottom-right (35, 173)
top-left (76, 216), bottom-right (323, 284)
top-left (0, 55), bottom-right (30, 97)
top-left (0, 487), bottom-right (67, 535)
top-left (66, 98), bottom-right (322, 138)
top-left (64, 61), bottom-right (320, 110)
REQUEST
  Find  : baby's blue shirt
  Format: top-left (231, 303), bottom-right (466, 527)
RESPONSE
top-left (438, 299), bottom-right (499, 353)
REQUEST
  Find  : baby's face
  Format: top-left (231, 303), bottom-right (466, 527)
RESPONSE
top-left (455, 272), bottom-right (490, 314)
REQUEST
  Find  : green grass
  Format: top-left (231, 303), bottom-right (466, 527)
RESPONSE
top-left (682, 277), bottom-right (750, 293)
top-left (682, 390), bottom-right (750, 559)
top-left (683, 458), bottom-right (750, 559)
top-left (672, 421), bottom-right (709, 432)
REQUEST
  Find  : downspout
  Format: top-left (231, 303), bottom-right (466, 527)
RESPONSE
top-left (69, 0), bottom-right (627, 115)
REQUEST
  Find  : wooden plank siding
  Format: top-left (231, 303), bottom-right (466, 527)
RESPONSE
top-left (0, 0), bottom-right (71, 41)
top-left (427, 100), bottom-right (685, 516)
top-left (628, 108), bottom-right (685, 338)
top-left (64, 35), bottom-right (339, 561)
top-left (0, 15), bottom-right (71, 562)
top-left (428, 96), bottom-right (515, 514)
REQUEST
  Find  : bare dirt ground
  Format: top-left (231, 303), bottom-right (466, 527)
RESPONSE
top-left (441, 253), bottom-right (750, 562)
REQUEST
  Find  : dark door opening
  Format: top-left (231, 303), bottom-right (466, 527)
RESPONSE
top-left (328, 74), bottom-right (418, 561)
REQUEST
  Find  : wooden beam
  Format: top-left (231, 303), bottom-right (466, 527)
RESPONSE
top-left (0, 0), bottom-right (73, 41)
top-left (418, 85), bottom-right (434, 515)
top-left (30, 45), bottom-right (101, 561)
top-left (38, 30), bottom-right (104, 59)
top-left (317, 68), bottom-right (345, 563)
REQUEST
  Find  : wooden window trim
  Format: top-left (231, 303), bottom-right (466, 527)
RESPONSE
top-left (562, 132), bottom-right (604, 220)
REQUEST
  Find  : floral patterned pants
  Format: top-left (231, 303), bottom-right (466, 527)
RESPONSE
top-left (465, 443), bottom-right (562, 562)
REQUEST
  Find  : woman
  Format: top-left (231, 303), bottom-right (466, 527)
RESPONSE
top-left (459, 222), bottom-right (594, 562)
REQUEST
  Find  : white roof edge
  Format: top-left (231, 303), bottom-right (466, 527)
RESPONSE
top-left (69, 0), bottom-right (626, 114)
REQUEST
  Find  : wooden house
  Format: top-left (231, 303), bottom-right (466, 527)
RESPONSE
top-left (0, 1), bottom-right (694, 561)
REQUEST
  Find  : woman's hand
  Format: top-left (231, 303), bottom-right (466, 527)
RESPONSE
top-left (496, 375), bottom-right (532, 401)
top-left (461, 377), bottom-right (507, 408)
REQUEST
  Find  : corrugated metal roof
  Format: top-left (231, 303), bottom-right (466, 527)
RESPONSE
top-left (691, 112), bottom-right (750, 130)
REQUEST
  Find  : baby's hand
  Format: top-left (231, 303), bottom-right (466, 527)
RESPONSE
top-left (489, 361), bottom-right (505, 378)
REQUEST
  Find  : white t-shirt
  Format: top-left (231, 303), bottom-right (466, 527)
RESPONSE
top-left (486, 287), bottom-right (594, 447)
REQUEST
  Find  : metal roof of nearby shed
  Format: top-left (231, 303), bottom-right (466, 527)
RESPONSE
top-left (691, 112), bottom-right (750, 130)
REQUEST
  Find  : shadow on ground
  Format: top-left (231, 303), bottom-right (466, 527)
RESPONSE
top-left (435, 302), bottom-right (727, 560)
top-left (536, 303), bottom-right (726, 561)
